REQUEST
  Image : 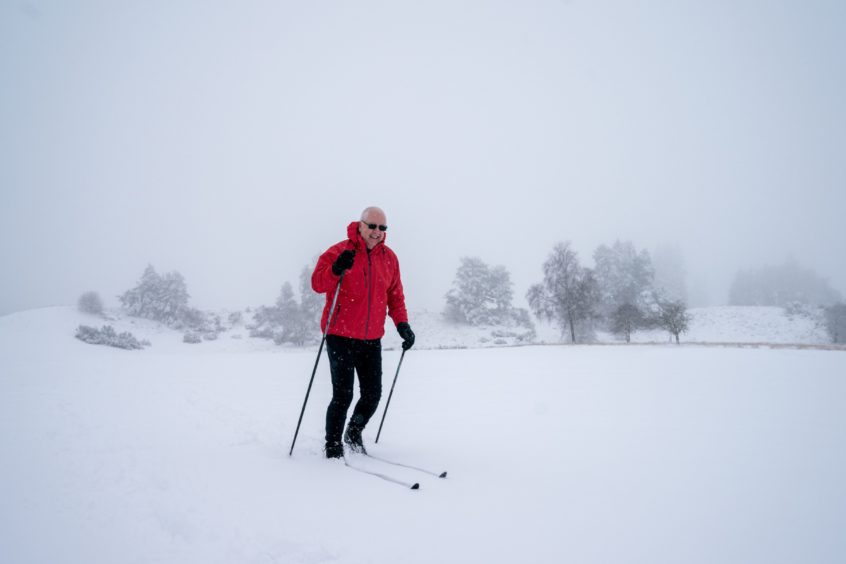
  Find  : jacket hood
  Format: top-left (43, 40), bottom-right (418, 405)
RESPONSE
top-left (346, 220), bottom-right (386, 250)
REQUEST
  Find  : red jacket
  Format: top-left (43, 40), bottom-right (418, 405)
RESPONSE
top-left (312, 221), bottom-right (408, 340)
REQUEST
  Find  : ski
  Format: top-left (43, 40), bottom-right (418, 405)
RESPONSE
top-left (344, 458), bottom-right (420, 490)
top-left (364, 453), bottom-right (448, 479)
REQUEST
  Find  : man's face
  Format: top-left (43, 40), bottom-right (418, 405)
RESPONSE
top-left (358, 210), bottom-right (388, 250)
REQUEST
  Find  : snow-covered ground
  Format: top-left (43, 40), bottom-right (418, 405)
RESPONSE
top-left (2, 307), bottom-right (845, 564)
top-left (24, 304), bottom-right (834, 354)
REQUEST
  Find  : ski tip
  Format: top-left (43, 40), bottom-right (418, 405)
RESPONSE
top-left (439, 471), bottom-right (448, 479)
top-left (411, 483), bottom-right (420, 490)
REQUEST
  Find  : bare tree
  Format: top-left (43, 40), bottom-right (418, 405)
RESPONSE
top-left (657, 300), bottom-right (691, 344)
top-left (527, 242), bottom-right (599, 343)
top-left (611, 303), bottom-right (644, 343)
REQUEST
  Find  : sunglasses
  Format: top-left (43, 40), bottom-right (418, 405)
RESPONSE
top-left (361, 220), bottom-right (388, 232)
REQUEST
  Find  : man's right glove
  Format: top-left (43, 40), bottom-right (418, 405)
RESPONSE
top-left (331, 250), bottom-right (355, 276)
top-left (397, 322), bottom-right (415, 351)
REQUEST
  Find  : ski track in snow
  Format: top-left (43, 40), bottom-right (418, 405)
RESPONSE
top-left (1, 307), bottom-right (845, 564)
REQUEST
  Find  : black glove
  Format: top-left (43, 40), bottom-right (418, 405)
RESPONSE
top-left (397, 322), bottom-right (415, 351)
top-left (331, 250), bottom-right (355, 276)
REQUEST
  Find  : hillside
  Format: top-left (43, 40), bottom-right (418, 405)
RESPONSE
top-left (1, 306), bottom-right (844, 564)
top-left (0, 304), bottom-right (832, 354)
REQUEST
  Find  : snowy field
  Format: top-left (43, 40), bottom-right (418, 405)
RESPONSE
top-left (2, 307), bottom-right (845, 564)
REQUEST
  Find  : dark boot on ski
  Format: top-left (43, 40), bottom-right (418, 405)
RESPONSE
top-left (343, 425), bottom-right (367, 454)
top-left (324, 441), bottom-right (344, 459)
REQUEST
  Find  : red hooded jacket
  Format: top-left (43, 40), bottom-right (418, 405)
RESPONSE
top-left (312, 221), bottom-right (408, 340)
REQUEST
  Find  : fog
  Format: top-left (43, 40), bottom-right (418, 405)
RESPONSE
top-left (2, 1), bottom-right (845, 317)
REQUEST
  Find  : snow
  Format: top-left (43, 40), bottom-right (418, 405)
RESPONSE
top-left (381, 305), bottom-right (831, 349)
top-left (2, 307), bottom-right (845, 564)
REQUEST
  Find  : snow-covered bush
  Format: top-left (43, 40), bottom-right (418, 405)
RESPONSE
top-left (119, 265), bottom-right (222, 340)
top-left (77, 291), bottom-right (104, 315)
top-left (490, 327), bottom-right (535, 343)
top-left (75, 325), bottom-right (148, 350)
top-left (183, 332), bottom-right (202, 344)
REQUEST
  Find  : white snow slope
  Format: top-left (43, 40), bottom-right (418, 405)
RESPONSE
top-left (1, 307), bottom-right (845, 564)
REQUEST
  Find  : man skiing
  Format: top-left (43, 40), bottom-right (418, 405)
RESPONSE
top-left (312, 206), bottom-right (415, 459)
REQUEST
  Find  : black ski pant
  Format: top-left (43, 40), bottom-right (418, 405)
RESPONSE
top-left (324, 335), bottom-right (383, 445)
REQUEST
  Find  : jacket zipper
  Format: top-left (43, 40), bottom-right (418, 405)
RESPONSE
top-left (364, 252), bottom-right (373, 338)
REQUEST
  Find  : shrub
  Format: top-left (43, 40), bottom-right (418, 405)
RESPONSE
top-left (78, 291), bottom-right (104, 315)
top-left (183, 332), bottom-right (202, 344)
top-left (75, 325), bottom-right (147, 350)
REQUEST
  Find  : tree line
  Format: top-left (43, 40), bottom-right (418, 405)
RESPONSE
top-left (76, 242), bottom-right (846, 347)
top-left (447, 241), bottom-right (690, 344)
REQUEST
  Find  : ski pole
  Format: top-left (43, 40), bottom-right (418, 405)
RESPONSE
top-left (375, 348), bottom-right (406, 444)
top-left (289, 273), bottom-right (344, 456)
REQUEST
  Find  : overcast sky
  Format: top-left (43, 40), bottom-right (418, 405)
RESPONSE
top-left (2, 0), bottom-right (845, 317)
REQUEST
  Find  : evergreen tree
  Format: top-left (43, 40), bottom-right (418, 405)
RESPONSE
top-left (119, 265), bottom-right (191, 327)
top-left (299, 265), bottom-right (323, 329)
top-left (729, 259), bottom-right (842, 307)
top-left (249, 265), bottom-right (322, 346)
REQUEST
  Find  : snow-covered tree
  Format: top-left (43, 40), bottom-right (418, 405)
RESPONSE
top-left (299, 265), bottom-right (323, 329)
top-left (824, 303), bottom-right (846, 344)
top-left (444, 257), bottom-right (522, 326)
top-left (249, 266), bottom-right (322, 346)
top-left (77, 291), bottom-right (104, 315)
top-left (119, 265), bottom-right (193, 327)
top-left (657, 300), bottom-right (691, 344)
top-left (611, 303), bottom-right (644, 343)
top-left (527, 242), bottom-right (599, 343)
top-left (275, 282), bottom-right (305, 345)
top-left (729, 259), bottom-right (842, 307)
top-left (593, 240), bottom-right (655, 320)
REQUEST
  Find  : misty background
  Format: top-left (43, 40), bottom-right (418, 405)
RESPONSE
top-left (2, 0), bottom-right (845, 318)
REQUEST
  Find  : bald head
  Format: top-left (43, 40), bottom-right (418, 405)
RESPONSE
top-left (360, 206), bottom-right (387, 224)
top-left (358, 206), bottom-right (388, 250)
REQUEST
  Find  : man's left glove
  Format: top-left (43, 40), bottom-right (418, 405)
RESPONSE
top-left (397, 322), bottom-right (415, 351)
